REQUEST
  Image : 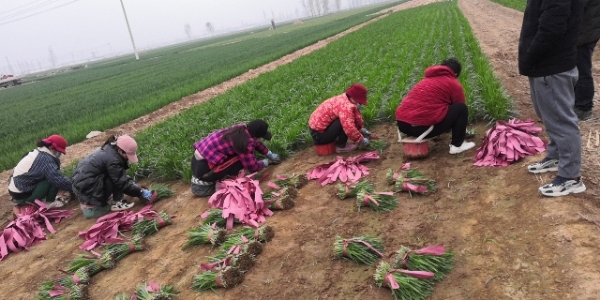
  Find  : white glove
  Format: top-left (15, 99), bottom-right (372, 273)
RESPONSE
top-left (359, 137), bottom-right (370, 148)
top-left (360, 128), bottom-right (371, 138)
top-left (261, 159), bottom-right (269, 167)
top-left (266, 151), bottom-right (281, 163)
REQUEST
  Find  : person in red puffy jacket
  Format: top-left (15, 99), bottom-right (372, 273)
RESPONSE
top-left (395, 58), bottom-right (475, 154)
top-left (309, 83), bottom-right (372, 153)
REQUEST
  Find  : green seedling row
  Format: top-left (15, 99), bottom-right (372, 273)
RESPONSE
top-left (132, 1), bottom-right (513, 180)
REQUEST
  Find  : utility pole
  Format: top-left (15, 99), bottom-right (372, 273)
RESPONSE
top-left (119, 0), bottom-right (139, 60)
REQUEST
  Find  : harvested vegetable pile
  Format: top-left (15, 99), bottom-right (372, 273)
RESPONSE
top-left (114, 281), bottom-right (178, 300)
top-left (474, 119), bottom-right (546, 167)
top-left (184, 223), bottom-right (227, 248)
top-left (307, 151), bottom-right (380, 186)
top-left (333, 236), bottom-right (384, 265)
top-left (374, 261), bottom-right (435, 300)
top-left (394, 245), bottom-right (454, 282)
top-left (337, 180), bottom-right (375, 199)
top-left (356, 190), bottom-right (398, 212)
top-left (386, 164), bottom-right (436, 194)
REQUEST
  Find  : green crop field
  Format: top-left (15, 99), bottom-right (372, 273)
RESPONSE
top-left (0, 1), bottom-right (403, 172)
top-left (490, 0), bottom-right (526, 11)
top-left (131, 1), bottom-right (514, 181)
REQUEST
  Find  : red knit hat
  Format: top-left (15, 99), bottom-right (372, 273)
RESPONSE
top-left (346, 84), bottom-right (368, 105)
top-left (43, 135), bottom-right (68, 154)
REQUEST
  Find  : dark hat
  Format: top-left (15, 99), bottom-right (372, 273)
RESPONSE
top-left (346, 84), bottom-right (368, 105)
top-left (247, 119), bottom-right (272, 141)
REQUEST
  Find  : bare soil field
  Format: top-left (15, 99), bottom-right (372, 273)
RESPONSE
top-left (1, 0), bottom-right (599, 299)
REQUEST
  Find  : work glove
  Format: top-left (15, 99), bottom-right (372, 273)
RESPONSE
top-left (360, 128), bottom-right (372, 139)
top-left (141, 189), bottom-right (152, 200)
top-left (266, 151), bottom-right (281, 164)
top-left (359, 137), bottom-right (370, 148)
top-left (261, 159), bottom-right (269, 167)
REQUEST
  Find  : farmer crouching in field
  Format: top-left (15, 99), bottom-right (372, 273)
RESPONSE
top-left (8, 135), bottom-right (74, 214)
top-left (309, 83), bottom-right (371, 153)
top-left (395, 58), bottom-right (475, 155)
top-left (191, 119), bottom-right (281, 197)
top-left (72, 135), bottom-right (154, 218)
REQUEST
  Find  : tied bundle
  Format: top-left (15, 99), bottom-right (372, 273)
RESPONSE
top-left (103, 237), bottom-right (145, 261)
top-left (263, 187), bottom-right (296, 211)
top-left (78, 205), bottom-right (159, 250)
top-left (333, 236), bottom-right (384, 265)
top-left (394, 245), bottom-right (454, 282)
top-left (337, 180), bottom-right (375, 199)
top-left (374, 261), bottom-right (435, 300)
top-left (65, 251), bottom-right (115, 276)
top-left (192, 266), bottom-right (243, 291)
top-left (208, 172), bottom-right (274, 230)
top-left (148, 184), bottom-right (175, 205)
top-left (219, 235), bottom-right (263, 257)
top-left (132, 211), bottom-right (172, 238)
top-left (235, 225), bottom-right (274, 243)
top-left (386, 165), bottom-right (435, 195)
top-left (204, 251), bottom-right (256, 273)
top-left (184, 223), bottom-right (226, 248)
top-left (38, 281), bottom-right (87, 300)
top-left (307, 151), bottom-right (380, 186)
top-left (269, 173), bottom-right (308, 189)
top-left (132, 281), bottom-right (178, 300)
top-left (199, 209), bottom-right (228, 228)
top-left (474, 119), bottom-right (546, 167)
top-left (356, 190), bottom-right (398, 212)
top-left (1, 200), bottom-right (73, 260)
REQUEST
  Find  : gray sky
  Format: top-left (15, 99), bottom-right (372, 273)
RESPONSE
top-left (0, 0), bottom-right (367, 74)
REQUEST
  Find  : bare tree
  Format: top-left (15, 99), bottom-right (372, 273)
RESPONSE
top-left (205, 22), bottom-right (214, 36)
top-left (322, 0), bottom-right (330, 14)
top-left (308, 0), bottom-right (317, 16)
top-left (335, 0), bottom-right (342, 11)
top-left (300, 0), bottom-right (312, 17)
top-left (184, 23), bottom-right (192, 41)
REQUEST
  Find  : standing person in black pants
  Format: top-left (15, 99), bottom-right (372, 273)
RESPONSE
top-left (574, 0), bottom-right (600, 121)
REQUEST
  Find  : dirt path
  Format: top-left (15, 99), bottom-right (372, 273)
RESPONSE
top-left (1, 0), bottom-right (600, 299)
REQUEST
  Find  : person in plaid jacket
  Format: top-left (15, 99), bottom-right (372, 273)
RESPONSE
top-left (191, 119), bottom-right (281, 197)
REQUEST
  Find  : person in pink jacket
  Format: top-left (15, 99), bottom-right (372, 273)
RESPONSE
top-left (396, 58), bottom-right (475, 154)
top-left (308, 84), bottom-right (371, 153)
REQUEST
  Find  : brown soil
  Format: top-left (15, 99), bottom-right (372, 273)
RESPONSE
top-left (1, 0), bottom-right (600, 299)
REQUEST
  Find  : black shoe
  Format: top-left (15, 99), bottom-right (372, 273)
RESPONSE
top-left (574, 107), bottom-right (592, 121)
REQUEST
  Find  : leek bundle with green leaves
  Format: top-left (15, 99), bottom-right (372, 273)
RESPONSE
top-left (234, 225), bottom-right (274, 243)
top-left (366, 140), bottom-right (389, 153)
top-left (37, 281), bottom-right (87, 300)
top-left (386, 168), bottom-right (436, 194)
top-left (264, 187), bottom-right (296, 210)
top-left (219, 235), bottom-right (263, 256)
top-left (103, 237), bottom-right (145, 261)
top-left (270, 173), bottom-right (308, 189)
top-left (65, 251), bottom-right (115, 275)
top-left (374, 261), bottom-right (434, 300)
top-left (133, 281), bottom-right (178, 300)
top-left (132, 211), bottom-right (172, 238)
top-left (200, 208), bottom-right (227, 228)
top-left (336, 180), bottom-right (374, 199)
top-left (356, 190), bottom-right (398, 212)
top-left (206, 251), bottom-right (256, 272)
top-left (192, 267), bottom-right (243, 291)
top-left (333, 236), bottom-right (384, 265)
top-left (393, 245), bottom-right (453, 282)
top-left (148, 183), bottom-right (175, 204)
top-left (184, 223), bottom-right (226, 248)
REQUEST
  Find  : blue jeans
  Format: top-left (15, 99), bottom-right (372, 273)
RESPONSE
top-left (529, 67), bottom-right (581, 178)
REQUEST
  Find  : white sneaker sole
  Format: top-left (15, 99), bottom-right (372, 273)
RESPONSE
top-left (528, 167), bottom-right (558, 174)
top-left (539, 184), bottom-right (586, 197)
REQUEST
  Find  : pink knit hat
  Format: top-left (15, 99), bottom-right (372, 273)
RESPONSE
top-left (346, 84), bottom-right (368, 105)
top-left (116, 135), bottom-right (138, 163)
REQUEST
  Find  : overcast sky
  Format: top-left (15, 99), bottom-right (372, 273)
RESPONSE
top-left (0, 0), bottom-right (369, 74)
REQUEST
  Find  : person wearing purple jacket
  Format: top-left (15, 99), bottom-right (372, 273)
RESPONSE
top-left (191, 119), bottom-right (281, 197)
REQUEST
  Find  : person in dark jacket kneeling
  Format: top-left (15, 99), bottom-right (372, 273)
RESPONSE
top-left (8, 134), bottom-right (73, 213)
top-left (72, 135), bottom-right (153, 218)
top-left (191, 119), bottom-right (281, 197)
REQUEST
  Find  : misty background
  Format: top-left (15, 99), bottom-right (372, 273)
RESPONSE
top-left (1, 0), bottom-right (391, 75)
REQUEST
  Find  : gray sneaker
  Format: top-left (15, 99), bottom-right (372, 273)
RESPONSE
top-left (527, 158), bottom-right (558, 174)
top-left (539, 176), bottom-right (586, 197)
top-left (574, 107), bottom-right (592, 121)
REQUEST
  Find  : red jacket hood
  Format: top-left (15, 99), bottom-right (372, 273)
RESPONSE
top-left (424, 65), bottom-right (456, 78)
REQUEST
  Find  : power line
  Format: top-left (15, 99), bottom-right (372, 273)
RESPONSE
top-left (0, 0), bottom-right (83, 26)
top-left (0, 0), bottom-right (61, 20)
top-left (0, 0), bottom-right (45, 15)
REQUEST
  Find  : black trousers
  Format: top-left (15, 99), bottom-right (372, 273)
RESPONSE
top-left (574, 40), bottom-right (598, 111)
top-left (396, 102), bottom-right (468, 147)
top-left (310, 119), bottom-right (348, 147)
top-left (191, 155), bottom-right (243, 183)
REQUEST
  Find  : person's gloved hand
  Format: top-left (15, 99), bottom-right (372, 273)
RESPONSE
top-left (261, 159), bottom-right (269, 167)
top-left (359, 137), bottom-right (370, 148)
top-left (141, 189), bottom-right (152, 200)
top-left (360, 128), bottom-right (372, 138)
top-left (266, 151), bottom-right (281, 164)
